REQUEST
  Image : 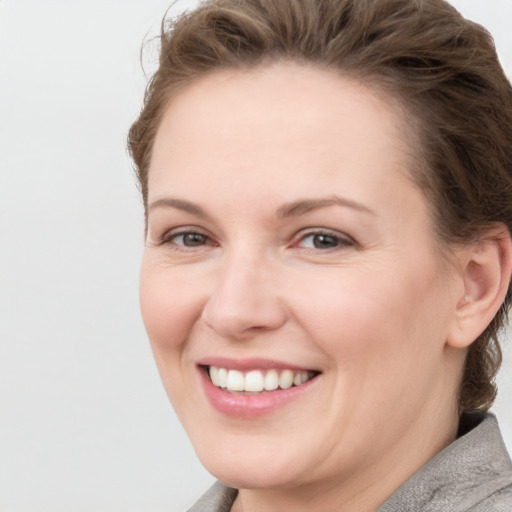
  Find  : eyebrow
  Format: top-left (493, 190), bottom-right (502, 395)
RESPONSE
top-left (147, 195), bottom-right (375, 221)
top-left (148, 197), bottom-right (212, 220)
top-left (276, 196), bottom-right (375, 219)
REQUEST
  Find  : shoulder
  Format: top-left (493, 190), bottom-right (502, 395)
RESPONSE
top-left (187, 481), bottom-right (237, 512)
top-left (378, 412), bottom-right (512, 512)
top-left (467, 483), bottom-right (512, 512)
top-left (459, 413), bottom-right (512, 511)
top-left (456, 413), bottom-right (512, 512)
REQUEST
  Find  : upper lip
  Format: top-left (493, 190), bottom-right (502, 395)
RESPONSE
top-left (197, 357), bottom-right (319, 372)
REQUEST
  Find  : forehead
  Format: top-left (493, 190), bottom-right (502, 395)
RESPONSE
top-left (148, 62), bottom-right (414, 203)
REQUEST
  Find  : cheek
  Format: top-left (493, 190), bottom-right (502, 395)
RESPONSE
top-left (139, 260), bottom-right (204, 354)
top-left (288, 263), bottom-right (452, 429)
top-left (288, 261), bottom-right (448, 366)
top-left (139, 260), bottom-right (210, 412)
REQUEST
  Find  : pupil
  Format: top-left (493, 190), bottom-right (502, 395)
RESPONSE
top-left (313, 234), bottom-right (338, 249)
top-left (184, 233), bottom-right (205, 246)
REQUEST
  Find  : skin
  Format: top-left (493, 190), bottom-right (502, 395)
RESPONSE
top-left (140, 62), bottom-right (480, 511)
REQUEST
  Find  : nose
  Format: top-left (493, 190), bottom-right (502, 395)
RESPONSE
top-left (201, 251), bottom-right (287, 340)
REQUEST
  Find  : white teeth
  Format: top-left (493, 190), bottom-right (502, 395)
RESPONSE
top-left (264, 369), bottom-right (279, 391)
top-left (208, 366), bottom-right (315, 393)
top-left (245, 370), bottom-right (264, 392)
top-left (217, 368), bottom-right (228, 388)
top-left (226, 369), bottom-right (244, 391)
top-left (279, 369), bottom-right (294, 389)
top-left (210, 366), bottom-right (220, 386)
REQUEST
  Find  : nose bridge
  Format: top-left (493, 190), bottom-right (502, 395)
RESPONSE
top-left (201, 243), bottom-right (285, 338)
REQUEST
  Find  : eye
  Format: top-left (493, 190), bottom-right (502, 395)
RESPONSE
top-left (295, 230), bottom-right (354, 250)
top-left (175, 233), bottom-right (207, 246)
top-left (163, 230), bottom-right (213, 248)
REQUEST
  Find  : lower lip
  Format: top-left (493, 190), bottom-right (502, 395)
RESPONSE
top-left (199, 367), bottom-right (318, 418)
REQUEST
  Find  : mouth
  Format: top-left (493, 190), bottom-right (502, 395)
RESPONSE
top-left (204, 365), bottom-right (320, 394)
top-left (198, 358), bottom-right (322, 417)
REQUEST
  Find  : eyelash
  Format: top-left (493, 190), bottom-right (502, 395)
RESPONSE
top-left (292, 229), bottom-right (355, 252)
top-left (159, 227), bottom-right (355, 254)
top-left (160, 228), bottom-right (216, 249)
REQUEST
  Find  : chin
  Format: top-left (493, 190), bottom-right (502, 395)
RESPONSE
top-left (194, 436), bottom-right (309, 490)
top-left (205, 461), bottom-right (301, 490)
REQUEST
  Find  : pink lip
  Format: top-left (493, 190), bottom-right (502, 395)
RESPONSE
top-left (197, 362), bottom-right (320, 419)
top-left (197, 357), bottom-right (313, 372)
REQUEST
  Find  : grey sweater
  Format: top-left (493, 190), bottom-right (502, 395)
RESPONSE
top-left (187, 413), bottom-right (512, 511)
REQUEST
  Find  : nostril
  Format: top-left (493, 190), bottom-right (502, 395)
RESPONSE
top-left (200, 291), bottom-right (287, 339)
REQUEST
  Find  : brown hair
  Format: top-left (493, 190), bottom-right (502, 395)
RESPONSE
top-left (128, 0), bottom-right (512, 412)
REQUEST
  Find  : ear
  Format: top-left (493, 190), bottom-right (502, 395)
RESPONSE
top-left (447, 225), bottom-right (512, 349)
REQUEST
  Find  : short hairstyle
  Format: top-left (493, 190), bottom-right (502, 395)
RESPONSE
top-left (128, 0), bottom-right (512, 412)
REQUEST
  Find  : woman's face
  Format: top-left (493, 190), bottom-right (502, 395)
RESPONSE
top-left (140, 63), bottom-right (464, 492)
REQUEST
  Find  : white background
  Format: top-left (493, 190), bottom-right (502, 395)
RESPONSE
top-left (1, 1), bottom-right (511, 511)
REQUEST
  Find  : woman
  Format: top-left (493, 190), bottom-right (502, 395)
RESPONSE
top-left (129, 0), bottom-right (512, 510)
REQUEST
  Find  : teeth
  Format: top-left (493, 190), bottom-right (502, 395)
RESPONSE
top-left (293, 371), bottom-right (309, 386)
top-left (226, 370), bottom-right (244, 391)
top-left (208, 366), bottom-right (315, 393)
top-left (264, 369), bottom-right (279, 391)
top-left (210, 367), bottom-right (228, 387)
top-left (279, 369), bottom-right (294, 389)
top-left (210, 366), bottom-right (220, 386)
top-left (245, 370), bottom-right (264, 392)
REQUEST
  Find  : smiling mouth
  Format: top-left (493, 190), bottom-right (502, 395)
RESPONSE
top-left (206, 366), bottom-right (320, 394)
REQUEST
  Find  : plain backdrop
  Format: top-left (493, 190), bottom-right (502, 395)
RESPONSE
top-left (0, 1), bottom-right (511, 511)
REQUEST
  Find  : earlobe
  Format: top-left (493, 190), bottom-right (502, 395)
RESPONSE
top-left (447, 225), bottom-right (512, 349)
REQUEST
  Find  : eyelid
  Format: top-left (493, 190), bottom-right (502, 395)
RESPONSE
top-left (160, 225), bottom-right (216, 246)
top-left (291, 227), bottom-right (356, 249)
top-left (152, 224), bottom-right (355, 251)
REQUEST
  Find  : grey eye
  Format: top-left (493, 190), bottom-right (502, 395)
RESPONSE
top-left (311, 234), bottom-right (340, 249)
top-left (300, 233), bottom-right (341, 249)
top-left (174, 232), bottom-right (208, 246)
